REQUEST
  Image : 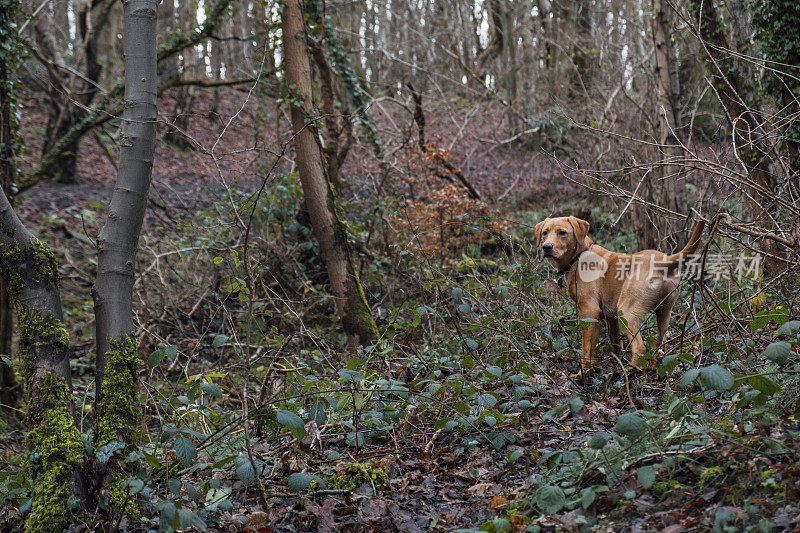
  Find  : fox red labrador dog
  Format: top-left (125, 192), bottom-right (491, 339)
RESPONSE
top-left (535, 216), bottom-right (706, 377)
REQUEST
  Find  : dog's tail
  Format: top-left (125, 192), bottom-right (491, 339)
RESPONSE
top-left (663, 217), bottom-right (707, 267)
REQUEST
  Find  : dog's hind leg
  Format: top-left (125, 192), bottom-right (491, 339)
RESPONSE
top-left (606, 314), bottom-right (622, 352)
top-left (618, 309), bottom-right (646, 368)
top-left (655, 302), bottom-right (674, 348)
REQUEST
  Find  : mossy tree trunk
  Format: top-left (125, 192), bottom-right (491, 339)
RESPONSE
top-left (281, 0), bottom-right (378, 351)
top-left (91, 0), bottom-right (158, 518)
top-left (1, 1), bottom-right (84, 529)
top-left (0, 159), bottom-right (84, 533)
top-left (0, 0), bottom-right (18, 408)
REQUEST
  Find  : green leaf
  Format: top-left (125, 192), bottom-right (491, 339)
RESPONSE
top-left (580, 487), bottom-right (596, 509)
top-left (338, 368), bottom-right (363, 382)
top-left (287, 472), bottom-right (313, 492)
top-left (506, 449), bottom-right (524, 464)
top-left (776, 320), bottom-right (800, 336)
top-left (569, 396), bottom-right (584, 413)
top-left (147, 349), bottom-right (165, 368)
top-left (536, 484), bottom-right (566, 514)
top-left (588, 431), bottom-right (610, 450)
top-left (477, 393), bottom-right (497, 409)
top-left (165, 345), bottom-right (179, 360)
top-left (479, 518), bottom-right (512, 533)
top-left (543, 403), bottom-right (569, 421)
top-left (212, 334), bottom-right (229, 348)
top-left (451, 287), bottom-right (463, 301)
top-left (637, 465), bottom-right (656, 489)
top-left (679, 368), bottom-right (700, 387)
top-left (199, 382), bottom-right (223, 398)
top-left (276, 409), bottom-right (304, 429)
top-left (486, 365), bottom-right (502, 377)
top-left (309, 401), bottom-right (327, 425)
top-left (235, 455), bottom-right (255, 484)
top-left (748, 374), bottom-right (781, 396)
top-left (168, 478), bottom-right (181, 494)
top-left (762, 341), bottom-right (792, 364)
top-left (178, 508), bottom-right (207, 530)
top-left (700, 364), bottom-right (734, 391)
top-left (173, 437), bottom-right (196, 467)
top-left (458, 303), bottom-right (472, 314)
top-left (615, 412), bottom-right (648, 438)
top-left (465, 338), bottom-right (479, 350)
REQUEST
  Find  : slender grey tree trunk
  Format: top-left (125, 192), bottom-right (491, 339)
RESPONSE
top-left (92, 0), bottom-right (158, 516)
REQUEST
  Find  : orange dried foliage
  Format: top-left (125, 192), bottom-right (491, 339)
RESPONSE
top-left (392, 141), bottom-right (509, 257)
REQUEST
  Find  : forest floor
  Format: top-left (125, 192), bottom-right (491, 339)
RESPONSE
top-left (2, 87), bottom-right (799, 532)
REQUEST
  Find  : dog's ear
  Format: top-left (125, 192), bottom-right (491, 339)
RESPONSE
top-left (534, 219), bottom-right (548, 245)
top-left (569, 217), bottom-right (590, 243)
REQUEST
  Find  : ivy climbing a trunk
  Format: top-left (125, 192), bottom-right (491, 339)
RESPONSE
top-left (281, 0), bottom-right (378, 351)
top-left (92, 0), bottom-right (158, 517)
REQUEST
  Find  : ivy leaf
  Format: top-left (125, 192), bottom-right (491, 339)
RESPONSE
top-left (235, 455), bottom-right (255, 485)
top-left (173, 437), bottom-right (196, 467)
top-left (287, 472), bottom-right (312, 492)
top-left (536, 484), bottom-right (566, 514)
top-left (178, 508), bottom-right (207, 530)
top-left (776, 320), bottom-right (800, 337)
top-left (168, 478), bottom-right (181, 494)
top-left (587, 431), bottom-right (610, 450)
top-left (96, 440), bottom-right (125, 464)
top-left (147, 349), bottom-right (165, 368)
top-left (199, 382), bottom-right (223, 398)
top-left (637, 465), bottom-right (656, 489)
top-left (762, 341), bottom-right (792, 364)
top-left (276, 409), bottom-right (304, 429)
top-left (165, 345), bottom-right (179, 361)
top-left (615, 412), bottom-right (648, 439)
top-left (212, 334), bottom-right (229, 348)
top-left (748, 374), bottom-right (781, 396)
top-left (338, 368), bottom-right (363, 382)
top-left (477, 393), bottom-right (498, 409)
top-left (679, 368), bottom-right (700, 387)
top-left (699, 364), bottom-right (734, 391)
top-left (309, 401), bottom-right (327, 425)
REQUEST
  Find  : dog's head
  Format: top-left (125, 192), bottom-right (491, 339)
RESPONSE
top-left (534, 216), bottom-right (590, 263)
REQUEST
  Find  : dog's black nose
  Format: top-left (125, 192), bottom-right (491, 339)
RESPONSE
top-left (542, 243), bottom-right (553, 255)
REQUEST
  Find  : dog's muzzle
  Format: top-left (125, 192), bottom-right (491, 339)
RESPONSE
top-left (542, 243), bottom-right (554, 257)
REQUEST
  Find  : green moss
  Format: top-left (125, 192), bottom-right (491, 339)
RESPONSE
top-left (328, 462), bottom-right (388, 491)
top-left (96, 335), bottom-right (141, 448)
top-left (0, 241), bottom-right (24, 303)
top-left (699, 465), bottom-right (724, 489)
top-left (30, 238), bottom-right (59, 286)
top-left (96, 335), bottom-right (142, 517)
top-left (106, 470), bottom-right (141, 520)
top-left (25, 372), bottom-right (83, 533)
top-left (343, 264), bottom-right (379, 344)
top-left (17, 308), bottom-right (69, 389)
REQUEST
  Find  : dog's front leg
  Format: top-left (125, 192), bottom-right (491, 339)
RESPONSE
top-left (572, 304), bottom-right (601, 378)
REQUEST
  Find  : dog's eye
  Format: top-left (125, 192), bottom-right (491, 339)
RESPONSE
top-left (558, 230), bottom-right (567, 236)
top-left (542, 230), bottom-right (548, 236)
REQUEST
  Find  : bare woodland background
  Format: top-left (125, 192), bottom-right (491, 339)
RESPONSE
top-left (0, 0), bottom-right (798, 530)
